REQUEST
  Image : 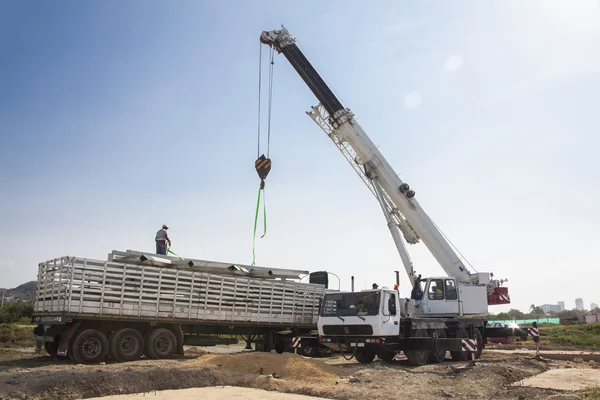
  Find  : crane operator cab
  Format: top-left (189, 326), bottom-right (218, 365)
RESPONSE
top-left (406, 276), bottom-right (489, 317)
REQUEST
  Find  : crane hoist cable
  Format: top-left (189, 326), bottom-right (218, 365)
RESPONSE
top-left (252, 44), bottom-right (275, 265)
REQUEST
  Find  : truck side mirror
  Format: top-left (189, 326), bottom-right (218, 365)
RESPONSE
top-left (388, 297), bottom-right (396, 315)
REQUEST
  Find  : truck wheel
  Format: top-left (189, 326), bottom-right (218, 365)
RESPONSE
top-left (44, 338), bottom-right (59, 358)
top-left (145, 328), bottom-right (177, 359)
top-left (404, 329), bottom-right (429, 366)
top-left (68, 339), bottom-right (79, 363)
top-left (427, 329), bottom-right (447, 363)
top-left (450, 328), bottom-right (470, 361)
top-left (70, 329), bottom-right (109, 364)
top-left (355, 349), bottom-right (375, 364)
top-left (298, 346), bottom-right (318, 357)
top-left (318, 347), bottom-right (334, 357)
top-left (110, 328), bottom-right (145, 362)
top-left (472, 329), bottom-right (483, 359)
top-left (377, 350), bottom-right (396, 363)
top-left (274, 337), bottom-right (285, 354)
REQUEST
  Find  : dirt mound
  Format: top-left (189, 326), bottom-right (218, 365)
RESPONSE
top-left (2, 364), bottom-right (218, 400)
top-left (203, 352), bottom-right (342, 385)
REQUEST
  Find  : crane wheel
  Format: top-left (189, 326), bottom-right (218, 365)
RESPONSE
top-left (450, 328), bottom-right (470, 361)
top-left (404, 329), bottom-right (429, 366)
top-left (472, 329), bottom-right (483, 359)
top-left (298, 346), bottom-right (318, 357)
top-left (427, 329), bottom-right (447, 363)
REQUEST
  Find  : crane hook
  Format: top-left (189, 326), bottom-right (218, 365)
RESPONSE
top-left (255, 154), bottom-right (271, 182)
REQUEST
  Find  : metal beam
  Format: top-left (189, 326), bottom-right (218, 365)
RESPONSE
top-left (108, 249), bottom-right (309, 280)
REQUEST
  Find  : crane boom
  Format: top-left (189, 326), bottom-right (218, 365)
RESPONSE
top-left (260, 26), bottom-right (509, 307)
top-left (260, 27), bottom-right (473, 281)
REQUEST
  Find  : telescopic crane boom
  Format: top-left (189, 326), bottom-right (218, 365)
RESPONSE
top-left (260, 26), bottom-right (509, 311)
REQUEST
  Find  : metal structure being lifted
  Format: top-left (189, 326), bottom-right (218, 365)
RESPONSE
top-left (108, 249), bottom-right (309, 281)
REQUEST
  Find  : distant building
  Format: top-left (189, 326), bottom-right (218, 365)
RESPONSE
top-left (576, 298), bottom-right (584, 311)
top-left (591, 302), bottom-right (599, 311)
top-left (540, 304), bottom-right (562, 314)
top-left (558, 301), bottom-right (565, 311)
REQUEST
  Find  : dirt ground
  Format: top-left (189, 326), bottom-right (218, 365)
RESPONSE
top-left (86, 386), bottom-right (333, 400)
top-left (1, 343), bottom-right (599, 400)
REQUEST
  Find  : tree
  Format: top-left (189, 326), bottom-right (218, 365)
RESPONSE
top-left (0, 301), bottom-right (34, 324)
top-left (530, 306), bottom-right (545, 316)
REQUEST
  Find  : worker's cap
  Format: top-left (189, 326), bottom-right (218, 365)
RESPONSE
top-left (162, 224), bottom-right (169, 229)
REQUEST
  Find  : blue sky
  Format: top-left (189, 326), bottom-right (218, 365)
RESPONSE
top-left (1, 1), bottom-right (599, 313)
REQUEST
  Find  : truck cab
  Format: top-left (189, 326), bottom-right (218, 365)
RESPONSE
top-left (316, 276), bottom-right (485, 340)
top-left (317, 289), bottom-right (401, 337)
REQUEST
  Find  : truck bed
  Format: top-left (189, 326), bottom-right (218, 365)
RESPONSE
top-left (34, 256), bottom-right (325, 327)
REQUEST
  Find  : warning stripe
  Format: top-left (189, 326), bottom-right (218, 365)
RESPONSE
top-left (292, 337), bottom-right (302, 348)
top-left (498, 294), bottom-right (510, 301)
top-left (256, 159), bottom-right (271, 169)
top-left (528, 327), bottom-right (539, 337)
top-left (461, 338), bottom-right (477, 352)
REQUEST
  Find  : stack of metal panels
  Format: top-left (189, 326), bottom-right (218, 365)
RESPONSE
top-left (108, 249), bottom-right (309, 280)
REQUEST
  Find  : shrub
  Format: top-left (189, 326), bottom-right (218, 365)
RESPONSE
top-left (0, 301), bottom-right (34, 324)
top-left (0, 323), bottom-right (34, 344)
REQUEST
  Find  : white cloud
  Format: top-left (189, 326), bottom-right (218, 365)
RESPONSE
top-left (444, 55), bottom-right (463, 73)
top-left (404, 91), bottom-right (422, 109)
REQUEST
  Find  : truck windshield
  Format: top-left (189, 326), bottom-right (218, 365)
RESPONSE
top-left (320, 292), bottom-right (381, 317)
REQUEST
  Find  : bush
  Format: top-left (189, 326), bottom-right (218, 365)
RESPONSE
top-left (0, 323), bottom-right (34, 344)
top-left (0, 301), bottom-right (34, 324)
top-left (16, 317), bottom-right (33, 325)
top-left (541, 323), bottom-right (600, 349)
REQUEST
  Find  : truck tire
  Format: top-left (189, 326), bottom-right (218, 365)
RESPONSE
top-left (355, 349), bottom-right (375, 364)
top-left (44, 338), bottom-right (59, 358)
top-left (404, 329), bottom-right (429, 366)
top-left (298, 346), bottom-right (318, 357)
top-left (144, 328), bottom-right (177, 359)
top-left (70, 329), bottom-right (109, 364)
top-left (377, 350), bottom-right (396, 363)
top-left (450, 328), bottom-right (470, 361)
top-left (110, 328), bottom-right (145, 362)
top-left (473, 329), bottom-right (483, 359)
top-left (427, 329), bottom-right (447, 363)
top-left (274, 337), bottom-right (285, 354)
top-left (318, 347), bottom-right (334, 357)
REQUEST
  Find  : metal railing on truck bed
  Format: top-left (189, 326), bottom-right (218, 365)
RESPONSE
top-left (34, 256), bottom-right (325, 326)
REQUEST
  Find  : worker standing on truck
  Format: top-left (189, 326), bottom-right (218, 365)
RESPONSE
top-left (155, 224), bottom-right (171, 255)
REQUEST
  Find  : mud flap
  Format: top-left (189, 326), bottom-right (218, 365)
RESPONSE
top-left (57, 321), bottom-right (82, 357)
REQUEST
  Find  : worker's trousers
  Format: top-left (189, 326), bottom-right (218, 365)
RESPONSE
top-left (156, 241), bottom-right (167, 255)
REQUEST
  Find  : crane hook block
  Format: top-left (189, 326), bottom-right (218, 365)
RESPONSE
top-left (255, 154), bottom-right (272, 181)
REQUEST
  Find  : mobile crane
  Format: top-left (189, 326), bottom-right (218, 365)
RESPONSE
top-left (260, 26), bottom-right (512, 365)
